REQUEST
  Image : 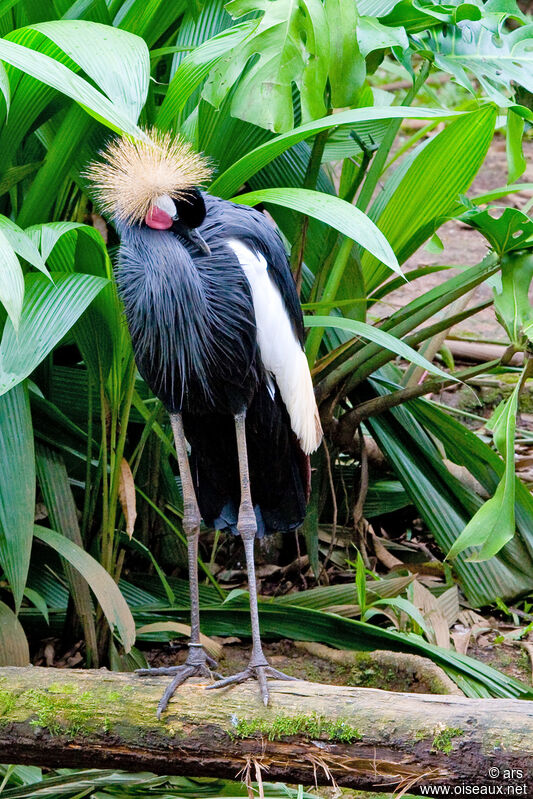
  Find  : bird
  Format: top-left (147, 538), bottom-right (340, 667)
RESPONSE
top-left (86, 128), bottom-right (322, 717)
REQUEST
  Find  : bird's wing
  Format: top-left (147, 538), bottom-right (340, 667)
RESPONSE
top-left (226, 235), bottom-right (322, 455)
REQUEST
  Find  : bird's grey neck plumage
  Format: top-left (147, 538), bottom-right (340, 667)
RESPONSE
top-left (115, 205), bottom-right (259, 413)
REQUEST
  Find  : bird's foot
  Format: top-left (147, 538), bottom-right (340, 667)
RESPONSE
top-left (206, 657), bottom-right (296, 706)
top-left (136, 644), bottom-right (222, 718)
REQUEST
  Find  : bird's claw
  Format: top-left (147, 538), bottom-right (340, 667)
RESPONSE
top-left (137, 650), bottom-right (221, 718)
top-left (206, 662), bottom-right (296, 705)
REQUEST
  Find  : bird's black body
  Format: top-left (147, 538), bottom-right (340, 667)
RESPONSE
top-left (116, 194), bottom-right (309, 535)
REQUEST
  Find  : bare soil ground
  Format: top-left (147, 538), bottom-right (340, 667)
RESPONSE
top-left (379, 136), bottom-right (533, 341)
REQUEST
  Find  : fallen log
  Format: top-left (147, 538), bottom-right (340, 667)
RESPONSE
top-left (0, 666), bottom-right (532, 794)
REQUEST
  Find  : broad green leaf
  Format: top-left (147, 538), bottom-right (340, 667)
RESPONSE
top-left (0, 37), bottom-right (141, 136)
top-left (361, 105), bottom-right (496, 290)
top-left (0, 600), bottom-right (30, 665)
top-left (357, 15), bottom-right (408, 56)
top-left (275, 575), bottom-right (415, 607)
top-left (305, 316), bottom-right (455, 381)
top-left (34, 525), bottom-right (136, 652)
top-left (0, 272), bottom-right (108, 396)
top-left (493, 251), bottom-right (533, 346)
top-left (0, 229), bottom-right (23, 331)
top-left (414, 21), bottom-right (533, 107)
top-left (460, 206), bottom-right (533, 256)
top-left (31, 20), bottom-right (149, 124)
top-left (0, 215), bottom-right (50, 278)
top-left (210, 105), bottom-right (461, 198)
top-left (0, 383), bottom-right (34, 610)
top-left (163, 602), bottom-right (533, 698)
top-left (203, 0), bottom-right (330, 132)
top-left (157, 21), bottom-right (257, 131)
top-left (233, 188), bottom-right (400, 272)
top-left (325, 0), bottom-right (365, 106)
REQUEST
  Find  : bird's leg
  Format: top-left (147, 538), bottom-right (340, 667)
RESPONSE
top-left (207, 411), bottom-right (296, 705)
top-left (136, 412), bottom-right (221, 718)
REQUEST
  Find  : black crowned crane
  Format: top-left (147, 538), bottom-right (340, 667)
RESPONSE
top-left (87, 130), bottom-right (322, 717)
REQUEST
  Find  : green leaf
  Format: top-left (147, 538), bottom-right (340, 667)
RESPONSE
top-left (211, 105), bottom-right (461, 198)
top-left (506, 107), bottom-right (527, 184)
top-left (0, 383), bottom-right (34, 610)
top-left (23, 588), bottom-right (49, 624)
top-left (157, 22), bottom-right (257, 131)
top-left (325, 0), bottom-right (365, 106)
top-left (0, 163), bottom-right (42, 197)
top-left (361, 105), bottom-right (496, 290)
top-left (447, 382), bottom-right (519, 561)
top-left (30, 20), bottom-right (149, 124)
top-left (233, 188), bottom-right (400, 272)
top-left (305, 316), bottom-right (455, 381)
top-left (0, 215), bottom-right (50, 278)
top-left (410, 395), bottom-right (533, 604)
top-left (364, 596), bottom-right (431, 636)
top-left (355, 551), bottom-right (367, 611)
top-left (35, 443), bottom-right (98, 664)
top-left (460, 206), bottom-right (533, 256)
top-left (493, 251), bottom-right (533, 345)
top-left (203, 0), bottom-right (329, 132)
top-left (0, 272), bottom-right (108, 396)
top-left (414, 21), bottom-right (533, 107)
top-left (0, 600), bottom-right (30, 666)
top-left (0, 35), bottom-right (141, 135)
top-left (357, 15), bottom-right (408, 57)
top-left (0, 229), bottom-right (23, 331)
top-left (34, 525), bottom-right (136, 652)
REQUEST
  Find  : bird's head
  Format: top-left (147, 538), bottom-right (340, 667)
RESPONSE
top-left (85, 128), bottom-right (213, 255)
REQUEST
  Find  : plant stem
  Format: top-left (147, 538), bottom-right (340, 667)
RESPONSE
top-left (305, 236), bottom-right (355, 366)
top-left (81, 373), bottom-right (93, 543)
top-left (290, 117), bottom-right (332, 293)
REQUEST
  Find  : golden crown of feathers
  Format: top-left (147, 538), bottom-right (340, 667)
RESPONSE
top-left (85, 128), bottom-right (213, 225)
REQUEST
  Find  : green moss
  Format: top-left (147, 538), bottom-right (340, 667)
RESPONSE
top-left (231, 711), bottom-right (362, 743)
top-left (0, 689), bottom-right (16, 719)
top-left (25, 687), bottom-right (108, 737)
top-left (431, 727), bottom-right (464, 754)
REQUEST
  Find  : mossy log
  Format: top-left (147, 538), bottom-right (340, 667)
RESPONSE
top-left (1, 667), bottom-right (532, 795)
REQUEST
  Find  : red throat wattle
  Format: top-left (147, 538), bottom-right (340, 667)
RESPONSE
top-left (145, 206), bottom-right (173, 230)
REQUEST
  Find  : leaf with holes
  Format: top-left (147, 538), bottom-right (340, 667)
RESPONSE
top-left (460, 206), bottom-right (533, 255)
top-left (413, 20), bottom-right (533, 107)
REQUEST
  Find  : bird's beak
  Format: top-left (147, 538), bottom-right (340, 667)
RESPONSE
top-left (185, 228), bottom-right (211, 257)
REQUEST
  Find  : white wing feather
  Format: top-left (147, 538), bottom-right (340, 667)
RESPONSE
top-left (227, 238), bottom-right (322, 454)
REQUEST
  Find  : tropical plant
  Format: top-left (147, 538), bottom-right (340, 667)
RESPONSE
top-left (0, 0), bottom-right (532, 688)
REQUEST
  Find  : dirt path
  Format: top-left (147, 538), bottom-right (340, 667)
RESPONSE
top-left (379, 136), bottom-right (533, 341)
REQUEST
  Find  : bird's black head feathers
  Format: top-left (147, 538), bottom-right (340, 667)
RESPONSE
top-left (171, 188), bottom-right (207, 230)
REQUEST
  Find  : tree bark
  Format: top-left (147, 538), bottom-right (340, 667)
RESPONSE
top-left (0, 666), bottom-right (532, 795)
